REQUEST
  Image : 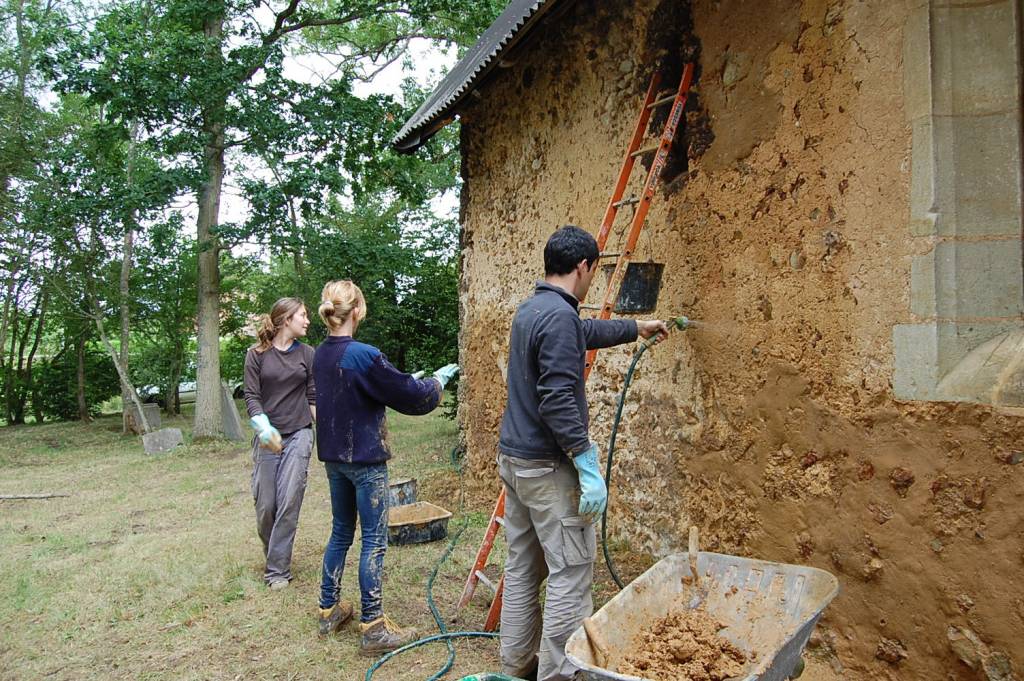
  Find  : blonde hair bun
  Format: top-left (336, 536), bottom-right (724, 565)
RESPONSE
top-left (319, 280), bottom-right (367, 331)
top-left (318, 299), bottom-right (335, 319)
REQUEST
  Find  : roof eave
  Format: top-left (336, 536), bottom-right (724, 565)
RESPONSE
top-left (392, 0), bottom-right (568, 154)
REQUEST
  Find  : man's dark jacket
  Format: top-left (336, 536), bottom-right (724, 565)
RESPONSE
top-left (498, 282), bottom-right (637, 460)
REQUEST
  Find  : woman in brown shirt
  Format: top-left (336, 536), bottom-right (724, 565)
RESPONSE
top-left (242, 297), bottom-right (317, 590)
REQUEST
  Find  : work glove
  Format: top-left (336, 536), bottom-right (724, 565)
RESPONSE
top-left (432, 363), bottom-right (460, 389)
top-left (249, 413), bottom-right (282, 452)
top-left (570, 441), bottom-right (608, 521)
top-left (411, 370), bottom-right (425, 379)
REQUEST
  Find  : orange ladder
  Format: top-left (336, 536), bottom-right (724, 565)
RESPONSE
top-left (456, 63), bottom-right (695, 632)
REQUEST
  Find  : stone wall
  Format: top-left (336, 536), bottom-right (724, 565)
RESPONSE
top-left (455, 0), bottom-right (1024, 678)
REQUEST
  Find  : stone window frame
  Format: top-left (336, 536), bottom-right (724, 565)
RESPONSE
top-left (893, 0), bottom-right (1024, 406)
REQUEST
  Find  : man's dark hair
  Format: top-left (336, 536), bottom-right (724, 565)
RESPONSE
top-left (544, 225), bottom-right (599, 276)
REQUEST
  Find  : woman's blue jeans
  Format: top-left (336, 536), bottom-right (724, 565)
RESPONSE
top-left (319, 461), bottom-right (389, 622)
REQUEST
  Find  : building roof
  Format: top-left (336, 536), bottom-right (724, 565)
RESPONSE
top-left (392, 0), bottom-right (565, 153)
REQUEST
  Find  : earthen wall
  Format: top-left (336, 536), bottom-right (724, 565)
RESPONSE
top-left (455, 1), bottom-right (1024, 678)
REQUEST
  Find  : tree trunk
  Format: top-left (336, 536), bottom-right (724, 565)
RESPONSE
top-left (194, 130), bottom-right (226, 437)
top-left (24, 288), bottom-right (46, 423)
top-left (81, 224), bottom-right (148, 433)
top-left (0, 272), bottom-right (15, 376)
top-left (76, 332), bottom-right (89, 422)
top-left (0, 273), bottom-right (14, 423)
top-left (90, 303), bottom-right (149, 433)
top-left (9, 292), bottom-right (37, 425)
top-left (192, 12), bottom-right (226, 440)
top-left (31, 376), bottom-right (43, 423)
top-left (120, 121), bottom-right (140, 433)
top-left (4, 286), bottom-right (21, 424)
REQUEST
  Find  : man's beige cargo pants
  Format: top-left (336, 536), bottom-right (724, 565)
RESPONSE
top-left (498, 453), bottom-right (597, 681)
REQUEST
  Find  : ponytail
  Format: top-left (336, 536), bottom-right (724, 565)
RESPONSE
top-left (254, 314), bottom-right (276, 353)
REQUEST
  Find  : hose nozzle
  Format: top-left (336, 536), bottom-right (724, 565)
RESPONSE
top-left (642, 316), bottom-right (695, 349)
top-left (669, 315), bottom-right (694, 331)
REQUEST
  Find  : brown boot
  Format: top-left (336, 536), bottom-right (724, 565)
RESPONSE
top-left (317, 600), bottom-right (354, 638)
top-left (359, 615), bottom-right (416, 655)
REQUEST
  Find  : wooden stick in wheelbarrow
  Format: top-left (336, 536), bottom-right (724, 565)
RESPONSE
top-left (583, 617), bottom-right (611, 669)
top-left (688, 526), bottom-right (700, 589)
top-left (685, 526), bottom-right (706, 609)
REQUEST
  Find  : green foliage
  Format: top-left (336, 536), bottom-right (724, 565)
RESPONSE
top-left (401, 235), bottom-right (460, 372)
top-left (219, 335), bottom-right (249, 386)
top-left (5, 0), bottom-right (506, 424)
top-left (133, 214), bottom-right (199, 406)
top-left (35, 346), bottom-right (121, 421)
top-left (302, 202), bottom-right (458, 371)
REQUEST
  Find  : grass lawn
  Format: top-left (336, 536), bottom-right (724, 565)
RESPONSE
top-left (0, 405), bottom-right (505, 680)
top-left (0, 404), bottom-right (841, 681)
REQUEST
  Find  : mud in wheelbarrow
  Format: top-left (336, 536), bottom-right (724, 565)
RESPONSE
top-left (565, 552), bottom-right (839, 681)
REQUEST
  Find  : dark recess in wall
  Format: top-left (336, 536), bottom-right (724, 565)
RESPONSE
top-left (642, 0), bottom-right (714, 189)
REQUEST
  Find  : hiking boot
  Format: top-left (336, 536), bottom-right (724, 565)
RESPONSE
top-left (359, 615), bottom-right (416, 655)
top-left (317, 600), bottom-right (354, 637)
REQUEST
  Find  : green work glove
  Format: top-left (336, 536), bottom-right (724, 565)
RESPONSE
top-left (433, 363), bottom-right (459, 389)
top-left (249, 413), bottom-right (281, 447)
top-left (411, 370), bottom-right (425, 379)
top-left (571, 441), bottom-right (607, 521)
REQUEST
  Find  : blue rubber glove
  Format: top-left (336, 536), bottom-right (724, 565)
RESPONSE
top-left (432, 363), bottom-right (460, 389)
top-left (410, 370), bottom-right (425, 379)
top-left (249, 414), bottom-right (281, 447)
top-left (570, 441), bottom-right (607, 521)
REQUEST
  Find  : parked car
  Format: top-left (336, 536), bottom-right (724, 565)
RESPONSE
top-left (140, 380), bottom-right (243, 408)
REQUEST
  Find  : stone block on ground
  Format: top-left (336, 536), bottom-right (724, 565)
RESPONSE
top-left (125, 402), bottom-right (161, 434)
top-left (143, 427), bottom-right (183, 454)
top-left (220, 381), bottom-right (246, 441)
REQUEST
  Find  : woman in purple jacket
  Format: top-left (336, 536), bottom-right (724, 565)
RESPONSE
top-left (313, 279), bottom-right (458, 651)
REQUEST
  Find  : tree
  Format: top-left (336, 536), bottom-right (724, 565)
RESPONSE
top-left (35, 342), bottom-right (121, 421)
top-left (134, 214), bottom-right (198, 414)
top-left (1, 0), bottom-right (66, 423)
top-left (61, 0), bottom-right (502, 438)
top-left (22, 93), bottom-right (181, 430)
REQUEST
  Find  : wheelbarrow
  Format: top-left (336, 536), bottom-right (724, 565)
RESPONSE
top-left (564, 551), bottom-right (839, 681)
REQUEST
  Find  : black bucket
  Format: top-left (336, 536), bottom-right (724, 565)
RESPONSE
top-left (388, 477), bottom-right (417, 507)
top-left (601, 262), bottom-right (664, 313)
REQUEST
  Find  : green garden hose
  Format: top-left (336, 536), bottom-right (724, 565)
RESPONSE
top-left (602, 316), bottom-right (691, 589)
top-left (365, 632), bottom-right (501, 680)
top-left (600, 337), bottom-right (652, 589)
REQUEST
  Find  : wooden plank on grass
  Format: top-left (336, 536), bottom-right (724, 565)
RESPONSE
top-left (0, 493), bottom-right (70, 500)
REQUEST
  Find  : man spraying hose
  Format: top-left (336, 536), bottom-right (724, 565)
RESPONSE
top-left (497, 225), bottom-right (668, 681)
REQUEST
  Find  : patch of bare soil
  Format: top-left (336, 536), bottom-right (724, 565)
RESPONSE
top-left (616, 604), bottom-right (747, 681)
